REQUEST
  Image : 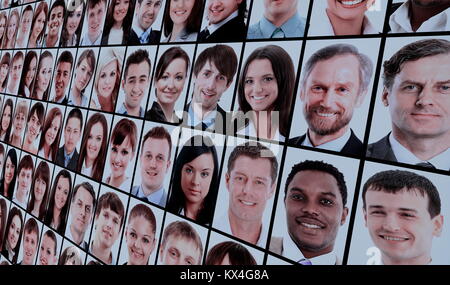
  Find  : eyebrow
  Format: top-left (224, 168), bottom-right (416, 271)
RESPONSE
top-left (246, 73), bottom-right (274, 78)
top-left (289, 187), bottom-right (337, 198)
top-left (234, 171), bottom-right (269, 181)
top-left (185, 163), bottom-right (212, 171)
top-left (368, 205), bottom-right (418, 213)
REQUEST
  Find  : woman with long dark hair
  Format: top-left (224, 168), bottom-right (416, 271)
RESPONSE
top-left (161, 0), bottom-right (203, 42)
top-left (44, 169), bottom-right (72, 235)
top-left (18, 51), bottom-right (38, 98)
top-left (60, 0), bottom-right (85, 47)
top-left (0, 99), bottom-right (13, 143)
top-left (0, 52), bottom-right (10, 93)
top-left (27, 1), bottom-right (48, 48)
top-left (1, 206), bottom-right (23, 264)
top-left (0, 148), bottom-right (17, 200)
top-left (101, 0), bottom-right (134, 45)
top-left (31, 51), bottom-right (54, 101)
top-left (27, 161), bottom-right (51, 221)
top-left (38, 108), bottom-right (63, 161)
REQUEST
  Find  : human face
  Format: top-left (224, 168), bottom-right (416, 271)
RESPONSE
top-left (17, 168), bottom-right (33, 201)
top-left (122, 61), bottom-right (150, 109)
top-left (66, 5), bottom-right (83, 36)
top-left (180, 153), bottom-right (214, 208)
top-left (326, 0), bottom-right (374, 20)
top-left (70, 186), bottom-right (94, 235)
top-left (364, 189), bottom-right (443, 265)
top-left (64, 117), bottom-right (82, 154)
top-left (0, 63), bottom-right (9, 84)
top-left (86, 122), bottom-right (104, 162)
top-left (136, 0), bottom-right (162, 30)
top-left (11, 56), bottom-right (24, 83)
top-left (8, 215), bottom-right (22, 249)
top-left (22, 230), bottom-right (38, 265)
top-left (244, 59), bottom-right (278, 112)
top-left (207, 0), bottom-right (242, 24)
top-left (35, 57), bottom-right (53, 93)
top-left (170, 0), bottom-right (195, 26)
top-left (13, 111), bottom-right (26, 136)
top-left (113, 0), bottom-right (130, 25)
top-left (225, 156), bottom-right (275, 222)
top-left (95, 207), bottom-right (122, 249)
top-left (25, 56), bottom-right (37, 88)
top-left (32, 11), bottom-right (46, 39)
top-left (47, 6), bottom-right (64, 37)
top-left (4, 156), bottom-right (15, 185)
top-left (301, 55), bottom-right (364, 136)
top-left (264, 0), bottom-right (298, 18)
top-left (156, 58), bottom-right (187, 106)
top-left (34, 175), bottom-right (47, 203)
top-left (97, 60), bottom-right (118, 98)
top-left (44, 115), bottom-right (61, 148)
top-left (25, 111), bottom-right (42, 144)
top-left (75, 58), bottom-right (93, 92)
top-left (54, 62), bottom-right (72, 99)
top-left (192, 61), bottom-right (230, 111)
top-left (54, 177), bottom-right (70, 211)
top-left (87, 1), bottom-right (106, 39)
top-left (39, 234), bottom-right (57, 265)
top-left (140, 138), bottom-right (171, 192)
top-left (383, 54), bottom-right (450, 140)
top-left (159, 236), bottom-right (201, 265)
top-left (20, 10), bottom-right (33, 35)
top-left (1, 106), bottom-right (11, 132)
top-left (0, 17), bottom-right (6, 37)
top-left (109, 136), bottom-right (134, 179)
top-left (285, 170), bottom-right (348, 257)
top-left (126, 215), bottom-right (156, 265)
top-left (7, 14), bottom-right (18, 41)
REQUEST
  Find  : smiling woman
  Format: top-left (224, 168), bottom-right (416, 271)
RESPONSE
top-left (38, 107), bottom-right (63, 161)
top-left (162, 0), bottom-right (203, 42)
top-left (1, 206), bottom-right (23, 264)
top-left (101, 0), bottom-right (135, 45)
top-left (28, 1), bottom-right (48, 48)
top-left (31, 51), bottom-right (54, 101)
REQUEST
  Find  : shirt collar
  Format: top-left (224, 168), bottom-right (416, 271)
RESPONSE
top-left (282, 234), bottom-right (338, 265)
top-left (187, 102), bottom-right (217, 129)
top-left (137, 184), bottom-right (165, 205)
top-left (390, 1), bottom-right (450, 32)
top-left (389, 133), bottom-right (450, 170)
top-left (302, 129), bottom-right (352, 152)
top-left (118, 102), bottom-right (144, 117)
top-left (64, 147), bottom-right (75, 159)
top-left (132, 22), bottom-right (153, 37)
top-left (208, 10), bottom-right (238, 34)
top-left (260, 12), bottom-right (303, 38)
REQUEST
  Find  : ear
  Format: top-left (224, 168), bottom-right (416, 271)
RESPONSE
top-left (122, 79), bottom-right (125, 90)
top-left (166, 159), bottom-right (171, 173)
top-left (299, 89), bottom-right (305, 101)
top-left (341, 207), bottom-right (349, 226)
top-left (381, 87), bottom-right (390, 107)
top-left (432, 214), bottom-right (444, 237)
top-left (268, 182), bottom-right (276, 199)
top-left (363, 208), bottom-right (368, 227)
top-left (225, 172), bottom-right (230, 192)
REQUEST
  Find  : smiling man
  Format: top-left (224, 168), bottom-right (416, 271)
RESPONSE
top-left (22, 102), bottom-right (45, 155)
top-left (13, 155), bottom-right (34, 209)
top-left (184, 44), bottom-right (237, 134)
top-left (214, 142), bottom-right (278, 247)
top-left (270, 160), bottom-right (349, 265)
top-left (43, 0), bottom-right (65, 47)
top-left (132, 126), bottom-right (171, 207)
top-left (50, 51), bottom-right (74, 104)
top-left (198, 0), bottom-right (247, 42)
top-left (289, 44), bottom-right (373, 156)
top-left (7, 51), bottom-right (24, 95)
top-left (129, 0), bottom-right (163, 44)
top-left (19, 218), bottom-right (40, 265)
top-left (362, 170), bottom-right (443, 265)
top-left (80, 0), bottom-right (107, 46)
top-left (55, 108), bottom-right (84, 171)
top-left (367, 39), bottom-right (450, 170)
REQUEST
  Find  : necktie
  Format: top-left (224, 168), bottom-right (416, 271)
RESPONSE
top-left (416, 161), bottom-right (436, 169)
top-left (196, 122), bottom-right (208, 131)
top-left (271, 27), bottom-right (285, 38)
top-left (298, 258), bottom-right (312, 265)
top-left (199, 28), bottom-right (210, 41)
top-left (140, 30), bottom-right (149, 44)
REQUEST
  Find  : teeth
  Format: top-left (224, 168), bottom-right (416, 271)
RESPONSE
top-left (301, 222), bottom-right (321, 229)
top-left (240, 200), bottom-right (255, 206)
top-left (317, 112), bottom-right (335, 117)
top-left (341, 0), bottom-right (363, 5)
top-left (252, 95), bottom-right (266, 101)
top-left (383, 236), bottom-right (407, 241)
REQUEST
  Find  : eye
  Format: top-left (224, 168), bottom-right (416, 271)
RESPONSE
top-left (200, 171), bottom-right (209, 178)
top-left (263, 76), bottom-right (274, 82)
top-left (244, 79), bottom-right (253, 85)
top-left (184, 167), bottom-right (193, 174)
top-left (320, 199), bottom-right (334, 206)
top-left (290, 193), bottom-right (304, 201)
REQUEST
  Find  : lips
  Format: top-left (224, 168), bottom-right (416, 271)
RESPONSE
top-left (131, 247), bottom-right (144, 259)
top-left (338, 0), bottom-right (365, 7)
top-left (102, 229), bottom-right (113, 239)
top-left (379, 234), bottom-right (410, 242)
top-left (145, 170), bottom-right (158, 177)
top-left (40, 258), bottom-right (48, 265)
top-left (296, 217), bottom-right (326, 230)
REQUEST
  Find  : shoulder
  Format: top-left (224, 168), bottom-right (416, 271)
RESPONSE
top-left (269, 236), bottom-right (284, 255)
top-left (288, 134), bottom-right (306, 146)
top-left (247, 22), bottom-right (262, 39)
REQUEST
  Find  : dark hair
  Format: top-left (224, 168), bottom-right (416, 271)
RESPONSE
top-left (27, 102), bottom-right (45, 128)
top-left (38, 107), bottom-right (63, 161)
top-left (23, 217), bottom-right (39, 238)
top-left (18, 51), bottom-right (38, 97)
top-left (95, 191), bottom-right (125, 227)
top-left (50, 0), bottom-right (66, 15)
top-left (362, 170), bottom-right (441, 218)
top-left (60, 0), bottom-right (85, 47)
top-left (0, 98), bottom-right (14, 142)
top-left (302, 43), bottom-right (373, 95)
top-left (227, 142), bottom-right (278, 184)
top-left (17, 155), bottom-right (34, 183)
top-left (0, 11), bottom-right (7, 47)
top-left (87, 0), bottom-right (107, 10)
top-left (31, 51), bottom-right (54, 101)
top-left (237, 45), bottom-right (295, 137)
top-left (103, 0), bottom-right (134, 44)
top-left (0, 52), bottom-right (11, 89)
top-left (56, 51), bottom-right (74, 70)
top-left (160, 221), bottom-right (202, 264)
top-left (1, 148), bottom-right (17, 200)
top-left (0, 198), bottom-right (7, 252)
top-left (43, 229), bottom-right (57, 257)
top-left (77, 113), bottom-right (108, 181)
top-left (27, 161), bottom-right (51, 220)
top-left (44, 169), bottom-right (72, 234)
top-left (110, 118), bottom-right (138, 153)
top-left (74, 49), bottom-right (96, 94)
top-left (0, 144), bottom-right (4, 156)
top-left (193, 44), bottom-right (237, 85)
top-left (2, 206), bottom-right (23, 264)
top-left (284, 160), bottom-right (348, 207)
top-left (167, 135), bottom-right (219, 225)
top-left (163, 0), bottom-right (203, 37)
top-left (124, 49), bottom-right (151, 79)
top-left (154, 47), bottom-right (190, 82)
top-left (383, 39), bottom-right (450, 90)
top-left (29, 1), bottom-right (48, 46)
top-left (141, 126), bottom-right (172, 158)
top-left (65, 108), bottom-right (83, 131)
top-left (128, 203), bottom-right (156, 234)
top-left (205, 241), bottom-right (256, 265)
top-left (58, 245), bottom-right (82, 265)
top-left (71, 182), bottom-right (96, 210)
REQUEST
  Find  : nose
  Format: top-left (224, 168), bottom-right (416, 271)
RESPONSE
top-left (205, 76), bottom-right (216, 90)
top-left (416, 86), bottom-right (434, 106)
top-left (301, 201), bottom-right (320, 216)
top-left (191, 171), bottom-right (201, 185)
top-left (253, 80), bottom-right (263, 94)
top-left (381, 214), bottom-right (401, 232)
top-left (168, 77), bottom-right (175, 89)
top-left (241, 181), bottom-right (251, 194)
top-left (319, 91), bottom-right (336, 108)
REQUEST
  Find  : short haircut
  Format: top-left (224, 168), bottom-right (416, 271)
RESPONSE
top-left (110, 118), bottom-right (138, 153)
top-left (22, 5), bottom-right (33, 16)
top-left (95, 192), bottom-right (125, 227)
top-left (24, 218), bottom-right (39, 237)
top-left (193, 45), bottom-right (238, 85)
top-left (141, 126), bottom-right (172, 158)
top-left (28, 102), bottom-right (45, 127)
top-left (383, 39), bottom-right (450, 90)
top-left (65, 108), bottom-right (83, 130)
top-left (17, 155), bottom-right (34, 177)
top-left (50, 0), bottom-right (66, 14)
top-left (72, 182), bottom-right (96, 210)
top-left (227, 142), bottom-right (278, 184)
top-left (205, 241), bottom-right (256, 265)
top-left (57, 51), bottom-right (74, 69)
top-left (284, 160), bottom-right (348, 206)
top-left (43, 230), bottom-right (57, 255)
top-left (87, 0), bottom-right (106, 10)
top-left (301, 43), bottom-right (373, 95)
top-left (154, 47), bottom-right (190, 82)
top-left (362, 170), bottom-right (441, 218)
top-left (160, 221), bottom-right (202, 263)
top-left (124, 49), bottom-right (151, 79)
top-left (12, 51), bottom-right (24, 62)
top-left (128, 204), bottom-right (156, 234)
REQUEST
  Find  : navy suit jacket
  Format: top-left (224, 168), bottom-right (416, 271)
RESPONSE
top-left (366, 134), bottom-right (397, 162)
top-left (128, 28), bottom-right (161, 45)
top-left (55, 146), bottom-right (79, 171)
top-left (198, 16), bottom-right (246, 43)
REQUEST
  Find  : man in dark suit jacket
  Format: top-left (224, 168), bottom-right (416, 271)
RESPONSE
top-left (289, 43), bottom-right (374, 157)
top-left (55, 108), bottom-right (83, 172)
top-left (182, 44), bottom-right (238, 134)
top-left (198, 0), bottom-right (247, 42)
top-left (128, 0), bottom-right (163, 45)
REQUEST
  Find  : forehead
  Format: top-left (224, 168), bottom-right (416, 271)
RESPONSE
top-left (231, 155), bottom-right (272, 176)
top-left (143, 137), bottom-right (170, 152)
top-left (25, 230), bottom-right (38, 239)
top-left (128, 215), bottom-right (154, 233)
top-left (394, 54), bottom-right (450, 85)
top-left (98, 206), bottom-right (121, 219)
top-left (288, 170), bottom-right (342, 199)
top-left (43, 234), bottom-right (55, 245)
top-left (198, 60), bottom-right (221, 74)
top-left (365, 188), bottom-right (430, 214)
top-left (126, 61), bottom-right (150, 77)
top-left (66, 117), bottom-right (81, 128)
top-left (57, 61), bottom-right (72, 70)
top-left (165, 236), bottom-right (200, 257)
top-left (308, 54), bottom-right (360, 81)
top-left (246, 59), bottom-right (274, 76)
top-left (51, 5), bottom-right (64, 14)
top-left (74, 186), bottom-right (94, 203)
